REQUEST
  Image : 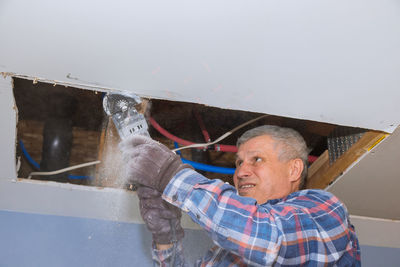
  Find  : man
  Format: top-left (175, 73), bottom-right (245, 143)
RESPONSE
top-left (121, 125), bottom-right (361, 266)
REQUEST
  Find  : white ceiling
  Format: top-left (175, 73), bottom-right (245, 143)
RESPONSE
top-left (1, 0), bottom-right (400, 132)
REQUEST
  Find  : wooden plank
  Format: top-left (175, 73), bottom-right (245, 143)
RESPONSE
top-left (305, 122), bottom-right (336, 137)
top-left (307, 150), bottom-right (329, 179)
top-left (306, 131), bottom-right (387, 189)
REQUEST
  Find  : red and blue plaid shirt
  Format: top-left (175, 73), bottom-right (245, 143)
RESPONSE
top-left (153, 168), bottom-right (361, 266)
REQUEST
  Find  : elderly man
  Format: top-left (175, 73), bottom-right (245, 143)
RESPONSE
top-left (121, 125), bottom-right (360, 266)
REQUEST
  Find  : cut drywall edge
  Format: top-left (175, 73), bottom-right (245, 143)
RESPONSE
top-left (0, 76), bottom-right (17, 179)
top-left (326, 133), bottom-right (390, 191)
top-left (0, 178), bottom-right (201, 229)
top-left (4, 71), bottom-right (400, 134)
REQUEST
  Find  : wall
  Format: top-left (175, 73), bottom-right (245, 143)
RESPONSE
top-left (0, 210), bottom-right (212, 267)
top-left (361, 246), bottom-right (400, 267)
top-left (1, 210), bottom-right (400, 266)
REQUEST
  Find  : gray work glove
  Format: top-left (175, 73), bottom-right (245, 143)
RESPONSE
top-left (120, 135), bottom-right (191, 193)
top-left (137, 186), bottom-right (184, 244)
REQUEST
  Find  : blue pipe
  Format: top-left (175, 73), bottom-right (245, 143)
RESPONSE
top-left (68, 175), bottom-right (91, 180)
top-left (174, 142), bottom-right (235, 175)
top-left (19, 140), bottom-right (40, 169)
top-left (19, 140), bottom-right (92, 180)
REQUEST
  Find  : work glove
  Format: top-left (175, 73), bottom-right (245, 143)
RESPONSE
top-left (137, 186), bottom-right (184, 244)
top-left (120, 135), bottom-right (191, 193)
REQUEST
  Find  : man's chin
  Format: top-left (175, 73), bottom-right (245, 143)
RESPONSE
top-left (238, 188), bottom-right (255, 198)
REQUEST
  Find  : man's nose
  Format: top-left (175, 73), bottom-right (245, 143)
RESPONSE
top-left (236, 162), bottom-right (252, 178)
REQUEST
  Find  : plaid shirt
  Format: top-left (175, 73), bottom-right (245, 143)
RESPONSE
top-left (153, 169), bottom-right (361, 266)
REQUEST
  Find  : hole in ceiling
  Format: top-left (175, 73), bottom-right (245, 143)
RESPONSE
top-left (13, 77), bottom-right (369, 189)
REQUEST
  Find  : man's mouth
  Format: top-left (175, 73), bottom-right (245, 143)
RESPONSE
top-left (239, 184), bottom-right (255, 189)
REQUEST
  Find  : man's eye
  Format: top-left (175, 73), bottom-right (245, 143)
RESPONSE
top-left (255, 157), bottom-right (262, 163)
top-left (236, 160), bottom-right (243, 167)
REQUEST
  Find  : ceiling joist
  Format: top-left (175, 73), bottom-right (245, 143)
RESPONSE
top-left (306, 131), bottom-right (387, 189)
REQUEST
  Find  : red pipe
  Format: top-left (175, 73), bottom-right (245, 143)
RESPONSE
top-left (193, 109), bottom-right (211, 142)
top-left (193, 110), bottom-right (238, 152)
top-left (149, 117), bottom-right (237, 152)
top-left (149, 116), bottom-right (318, 162)
top-left (308, 155), bottom-right (318, 163)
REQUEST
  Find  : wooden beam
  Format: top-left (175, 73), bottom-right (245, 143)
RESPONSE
top-left (306, 131), bottom-right (387, 189)
top-left (305, 122), bottom-right (336, 137)
top-left (307, 150), bottom-right (329, 180)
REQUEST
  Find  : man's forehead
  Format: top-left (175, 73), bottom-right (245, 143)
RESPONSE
top-left (236, 136), bottom-right (281, 157)
top-left (235, 150), bottom-right (261, 159)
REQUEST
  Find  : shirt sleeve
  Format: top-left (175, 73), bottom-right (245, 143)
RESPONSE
top-left (162, 168), bottom-right (360, 266)
top-left (151, 240), bottom-right (188, 267)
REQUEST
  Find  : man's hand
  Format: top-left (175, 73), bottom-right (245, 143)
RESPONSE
top-left (137, 186), bottom-right (184, 245)
top-left (120, 135), bottom-right (189, 193)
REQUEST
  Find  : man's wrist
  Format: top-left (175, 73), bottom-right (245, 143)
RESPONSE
top-left (155, 243), bottom-right (174, 250)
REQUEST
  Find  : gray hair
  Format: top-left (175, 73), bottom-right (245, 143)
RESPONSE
top-left (237, 125), bottom-right (309, 189)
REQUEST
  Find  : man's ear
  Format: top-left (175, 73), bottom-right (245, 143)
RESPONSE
top-left (288, 158), bottom-right (304, 183)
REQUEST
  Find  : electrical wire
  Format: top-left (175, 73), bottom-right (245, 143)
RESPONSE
top-left (19, 140), bottom-right (95, 180)
top-left (149, 117), bottom-right (238, 152)
top-left (194, 109), bottom-right (237, 153)
top-left (174, 142), bottom-right (235, 174)
top-left (28, 161), bottom-right (100, 179)
top-left (172, 114), bottom-right (269, 152)
top-left (163, 115), bottom-right (317, 163)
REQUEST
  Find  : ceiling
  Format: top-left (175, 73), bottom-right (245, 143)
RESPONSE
top-left (1, 0), bottom-right (400, 133)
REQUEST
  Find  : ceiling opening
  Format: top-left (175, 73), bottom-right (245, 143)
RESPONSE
top-left (13, 77), bottom-right (384, 190)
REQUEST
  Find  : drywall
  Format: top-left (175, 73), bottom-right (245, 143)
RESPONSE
top-left (0, 210), bottom-right (212, 267)
top-left (0, 77), bottom-right (17, 179)
top-left (0, 178), bottom-right (199, 229)
top-left (0, 210), bottom-right (399, 266)
top-left (1, 0), bottom-right (400, 132)
top-left (1, 178), bottom-right (399, 249)
top-left (329, 126), bottom-right (400, 220)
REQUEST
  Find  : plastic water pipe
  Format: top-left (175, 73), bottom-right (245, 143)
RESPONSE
top-left (19, 140), bottom-right (92, 180)
top-left (174, 142), bottom-right (235, 175)
top-left (149, 117), bottom-right (237, 152)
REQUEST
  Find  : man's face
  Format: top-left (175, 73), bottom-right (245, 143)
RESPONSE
top-left (233, 135), bottom-right (294, 204)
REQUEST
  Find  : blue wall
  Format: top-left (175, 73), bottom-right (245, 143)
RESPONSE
top-left (361, 245), bottom-right (400, 267)
top-left (0, 210), bottom-right (212, 267)
top-left (1, 210), bottom-right (399, 266)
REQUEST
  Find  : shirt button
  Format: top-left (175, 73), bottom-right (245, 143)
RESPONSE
top-left (172, 194), bottom-right (178, 201)
top-left (196, 214), bottom-right (200, 220)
